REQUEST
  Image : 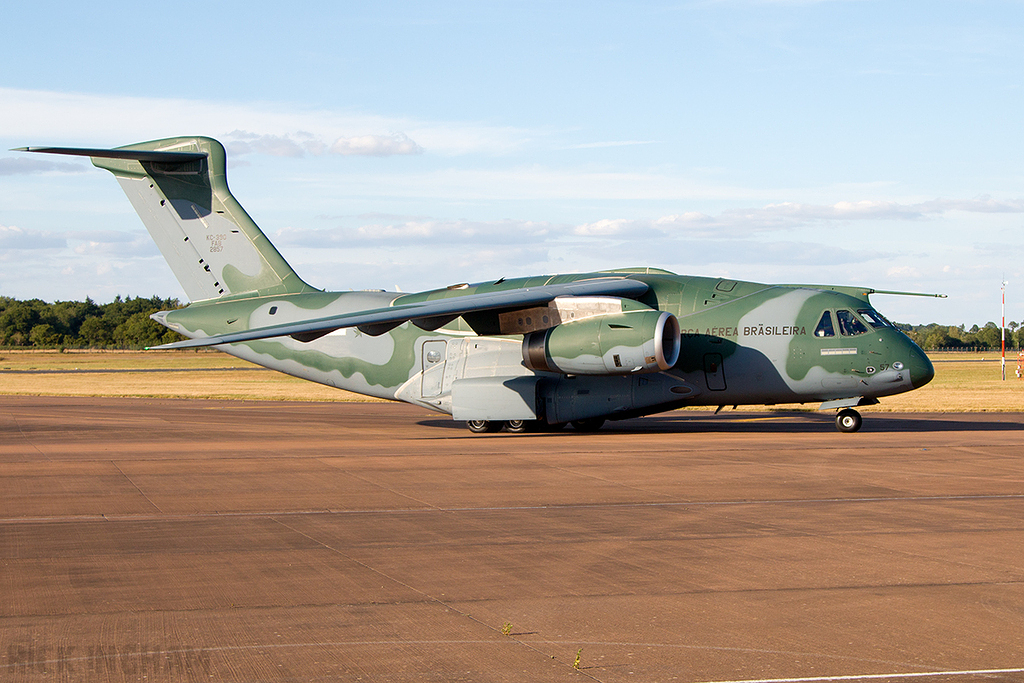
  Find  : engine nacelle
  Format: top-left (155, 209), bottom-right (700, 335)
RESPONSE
top-left (522, 309), bottom-right (680, 375)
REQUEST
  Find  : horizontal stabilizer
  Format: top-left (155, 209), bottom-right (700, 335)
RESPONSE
top-left (13, 146), bottom-right (207, 163)
top-left (149, 277), bottom-right (650, 350)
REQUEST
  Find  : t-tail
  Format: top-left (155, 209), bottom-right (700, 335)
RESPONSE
top-left (16, 137), bottom-right (317, 302)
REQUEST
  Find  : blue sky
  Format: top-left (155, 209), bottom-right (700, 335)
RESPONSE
top-left (1, 0), bottom-right (1022, 325)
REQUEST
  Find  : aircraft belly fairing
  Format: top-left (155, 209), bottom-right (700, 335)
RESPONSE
top-left (17, 137), bottom-right (940, 433)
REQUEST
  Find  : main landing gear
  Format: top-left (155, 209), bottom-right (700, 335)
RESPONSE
top-left (835, 408), bottom-right (863, 433)
top-left (465, 418), bottom-right (603, 434)
top-left (466, 419), bottom-right (503, 433)
top-left (466, 419), bottom-right (543, 434)
top-left (504, 419), bottom-right (533, 433)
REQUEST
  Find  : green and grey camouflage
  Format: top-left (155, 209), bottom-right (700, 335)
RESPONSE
top-left (18, 137), bottom-right (937, 433)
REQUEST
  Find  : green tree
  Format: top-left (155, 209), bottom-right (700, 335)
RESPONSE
top-left (0, 295), bottom-right (183, 348)
top-left (29, 323), bottom-right (61, 347)
top-left (0, 301), bottom-right (41, 346)
top-left (902, 328), bottom-right (923, 346)
top-left (975, 325), bottom-right (1002, 349)
top-left (50, 298), bottom-right (100, 338)
top-left (112, 311), bottom-right (172, 348)
top-left (78, 316), bottom-right (114, 347)
top-left (923, 330), bottom-right (964, 349)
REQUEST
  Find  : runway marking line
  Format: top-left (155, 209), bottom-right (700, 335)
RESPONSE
top-left (695, 668), bottom-right (1024, 683)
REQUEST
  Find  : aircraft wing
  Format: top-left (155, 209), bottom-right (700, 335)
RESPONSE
top-left (150, 277), bottom-right (650, 350)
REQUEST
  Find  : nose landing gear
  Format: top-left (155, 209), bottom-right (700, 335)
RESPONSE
top-left (835, 408), bottom-right (863, 433)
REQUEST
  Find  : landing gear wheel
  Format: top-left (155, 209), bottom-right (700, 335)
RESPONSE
top-left (835, 408), bottom-right (862, 433)
top-left (467, 420), bottom-right (501, 434)
top-left (571, 418), bottom-right (605, 432)
top-left (504, 419), bottom-right (533, 433)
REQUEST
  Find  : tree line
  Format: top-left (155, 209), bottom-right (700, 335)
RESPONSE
top-left (898, 321), bottom-right (1021, 351)
top-left (1, 295), bottom-right (1021, 351)
top-left (0, 296), bottom-right (184, 349)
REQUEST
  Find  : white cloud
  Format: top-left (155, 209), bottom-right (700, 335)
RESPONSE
top-left (574, 218), bottom-right (635, 236)
top-left (0, 224), bottom-right (66, 249)
top-left (268, 196), bottom-right (1020, 283)
top-left (573, 197), bottom-right (1024, 238)
top-left (0, 157), bottom-right (87, 176)
top-left (223, 130), bottom-right (424, 158)
top-left (276, 218), bottom-right (556, 246)
top-left (767, 197), bottom-right (1024, 219)
top-left (286, 166), bottom-right (758, 202)
top-left (0, 87), bottom-right (527, 157)
top-left (330, 133), bottom-right (423, 156)
top-left (886, 265), bottom-right (922, 278)
top-left (60, 230), bottom-right (158, 258)
top-left (562, 236), bottom-right (879, 269)
top-left (224, 132), bottom-right (314, 158)
top-left (570, 140), bottom-right (658, 149)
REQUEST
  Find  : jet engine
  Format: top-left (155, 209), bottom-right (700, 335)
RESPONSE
top-left (522, 309), bottom-right (680, 375)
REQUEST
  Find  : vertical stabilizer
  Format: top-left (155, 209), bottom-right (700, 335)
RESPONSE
top-left (21, 137), bottom-right (316, 301)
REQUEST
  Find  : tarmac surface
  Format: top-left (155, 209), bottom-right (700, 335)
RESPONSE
top-left (1, 395), bottom-right (1023, 682)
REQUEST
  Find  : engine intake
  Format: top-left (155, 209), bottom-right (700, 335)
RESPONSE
top-left (523, 309), bottom-right (680, 375)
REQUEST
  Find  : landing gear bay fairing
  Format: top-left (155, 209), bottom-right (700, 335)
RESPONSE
top-left (18, 137), bottom-right (939, 433)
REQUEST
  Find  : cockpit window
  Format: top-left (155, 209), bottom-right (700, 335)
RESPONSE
top-left (857, 308), bottom-right (891, 328)
top-left (836, 309), bottom-right (869, 336)
top-left (814, 311), bottom-right (835, 338)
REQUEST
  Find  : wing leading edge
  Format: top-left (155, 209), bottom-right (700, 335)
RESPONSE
top-left (150, 277), bottom-right (650, 350)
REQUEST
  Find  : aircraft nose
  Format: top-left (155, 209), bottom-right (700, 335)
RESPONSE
top-left (907, 344), bottom-right (935, 388)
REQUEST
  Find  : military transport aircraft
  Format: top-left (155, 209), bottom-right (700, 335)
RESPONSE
top-left (18, 137), bottom-right (940, 433)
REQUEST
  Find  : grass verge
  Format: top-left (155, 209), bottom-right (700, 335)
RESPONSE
top-left (1, 349), bottom-right (1022, 410)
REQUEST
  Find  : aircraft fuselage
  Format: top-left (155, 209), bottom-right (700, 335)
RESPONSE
top-left (157, 270), bottom-right (934, 428)
top-left (19, 137), bottom-right (935, 433)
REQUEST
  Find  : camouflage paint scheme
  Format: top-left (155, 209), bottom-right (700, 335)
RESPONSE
top-left (19, 137), bottom-right (935, 431)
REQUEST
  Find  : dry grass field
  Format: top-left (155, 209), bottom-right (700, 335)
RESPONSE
top-left (1, 349), bottom-right (1022, 411)
top-left (0, 350), bottom-right (373, 402)
top-left (863, 352), bottom-right (1023, 412)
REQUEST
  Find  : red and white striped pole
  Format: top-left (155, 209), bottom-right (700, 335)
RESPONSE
top-left (1001, 280), bottom-right (1007, 381)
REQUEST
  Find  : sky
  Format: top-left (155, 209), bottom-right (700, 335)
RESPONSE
top-left (1, 0), bottom-right (1022, 326)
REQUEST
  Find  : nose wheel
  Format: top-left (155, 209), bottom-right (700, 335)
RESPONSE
top-left (835, 408), bottom-right (862, 433)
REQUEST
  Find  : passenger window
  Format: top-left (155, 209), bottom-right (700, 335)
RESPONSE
top-left (836, 310), bottom-right (868, 336)
top-left (857, 308), bottom-right (890, 328)
top-left (814, 311), bottom-right (835, 338)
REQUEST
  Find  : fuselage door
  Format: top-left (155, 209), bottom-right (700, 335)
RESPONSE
top-left (421, 340), bottom-right (448, 397)
top-left (703, 352), bottom-right (727, 391)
